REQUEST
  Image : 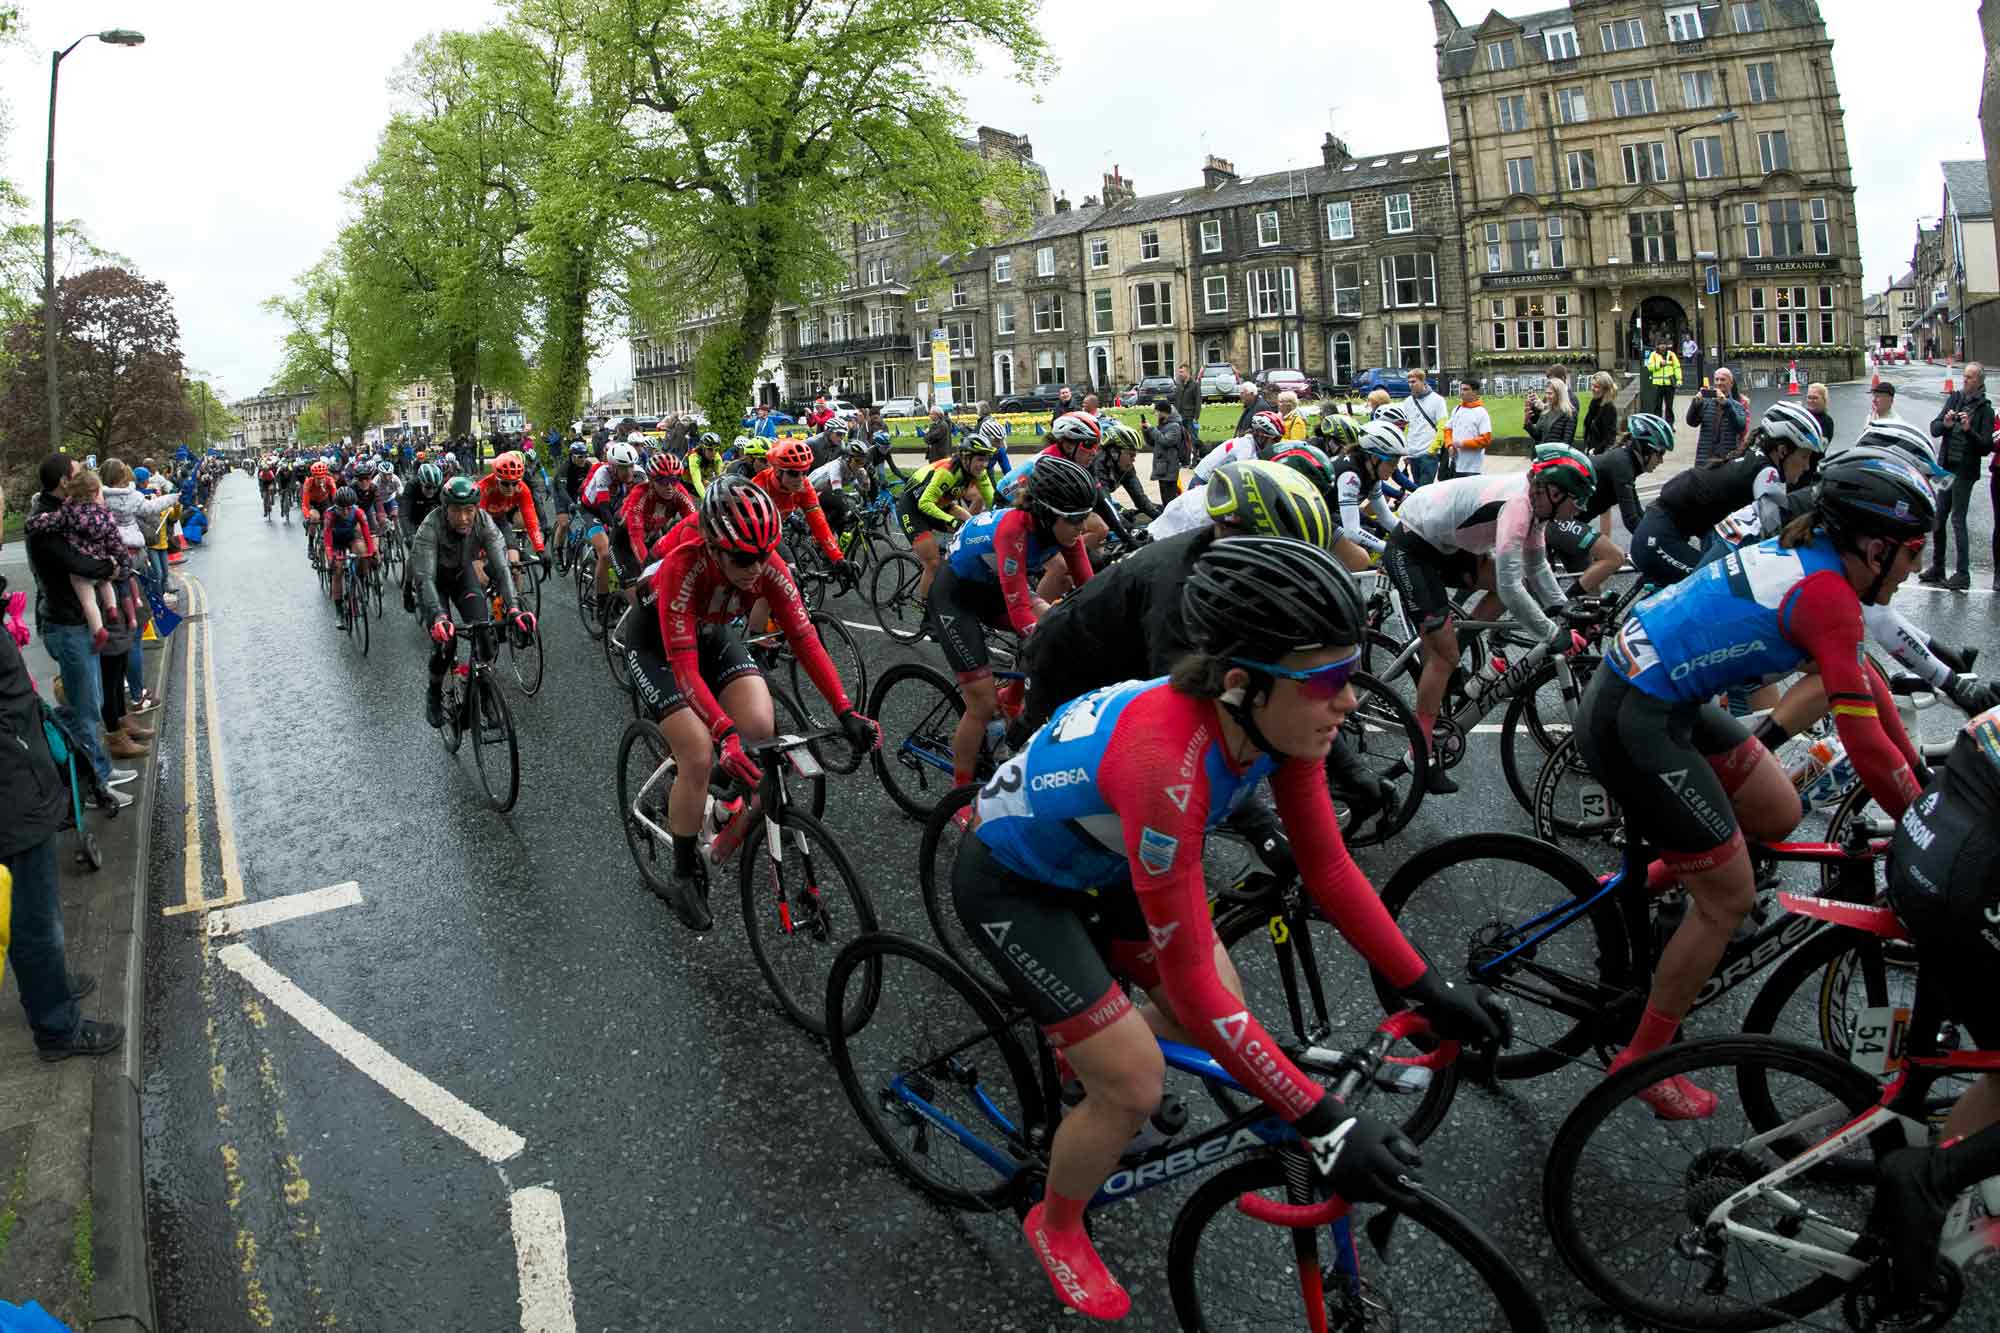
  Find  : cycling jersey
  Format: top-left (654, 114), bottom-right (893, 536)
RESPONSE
top-left (915, 458), bottom-right (995, 524)
top-left (1187, 435), bottom-right (1260, 487)
top-left (1140, 485), bottom-right (1213, 541)
top-left (645, 518), bottom-right (851, 739)
top-left (300, 475), bottom-right (337, 516)
top-left (1655, 454), bottom-right (1783, 536)
top-left (945, 507), bottom-right (1092, 636)
top-left (620, 481), bottom-right (695, 558)
top-left (1394, 471), bottom-right (1564, 638)
top-left (969, 677), bottom-right (1424, 1103)
top-left (751, 469), bottom-right (843, 563)
top-left (684, 451), bottom-right (725, 492)
top-left (1580, 443), bottom-right (1645, 531)
top-left (401, 486), bottom-right (442, 536)
top-left (806, 457), bottom-right (854, 493)
top-left (258, 467), bottom-right (276, 487)
top-left (351, 479), bottom-right (380, 515)
top-left (476, 474), bottom-right (544, 552)
top-left (995, 445), bottom-right (1135, 546)
top-left (579, 461), bottom-right (634, 526)
top-left (321, 506), bottom-right (376, 559)
top-left (1332, 455), bottom-right (1398, 554)
top-left (558, 457), bottom-right (592, 501)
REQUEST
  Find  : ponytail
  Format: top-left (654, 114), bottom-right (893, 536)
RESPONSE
top-left (1778, 511), bottom-right (1819, 549)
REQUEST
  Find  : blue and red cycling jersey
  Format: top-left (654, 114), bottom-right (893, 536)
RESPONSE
top-left (945, 506), bottom-right (1091, 635)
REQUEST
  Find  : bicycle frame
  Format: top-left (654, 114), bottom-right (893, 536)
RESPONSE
top-left (626, 731), bottom-right (825, 870)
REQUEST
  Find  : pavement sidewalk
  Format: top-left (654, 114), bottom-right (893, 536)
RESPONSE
top-left (1, 551), bottom-right (182, 1333)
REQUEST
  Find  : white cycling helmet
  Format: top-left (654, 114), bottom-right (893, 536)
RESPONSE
top-left (1358, 419), bottom-right (1417, 459)
top-left (625, 430), bottom-right (648, 447)
top-left (1847, 418), bottom-right (1945, 478)
top-left (1759, 400), bottom-right (1826, 453)
top-left (607, 442), bottom-right (640, 467)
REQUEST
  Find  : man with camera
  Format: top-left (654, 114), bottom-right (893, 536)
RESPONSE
top-left (1922, 360), bottom-right (1992, 592)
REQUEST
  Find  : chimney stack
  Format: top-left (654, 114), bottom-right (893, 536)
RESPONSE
top-left (1202, 155), bottom-right (1238, 189)
top-left (1054, 193), bottom-right (1071, 214)
top-left (1321, 133), bottom-right (1351, 167)
top-left (1101, 164), bottom-right (1135, 205)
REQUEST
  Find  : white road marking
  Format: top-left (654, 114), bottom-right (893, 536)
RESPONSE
top-left (509, 1187), bottom-right (578, 1333)
top-left (840, 617), bottom-right (889, 635)
top-left (216, 943), bottom-right (526, 1163)
top-left (206, 882), bottom-right (364, 937)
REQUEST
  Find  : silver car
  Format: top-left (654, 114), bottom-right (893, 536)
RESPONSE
top-left (1198, 364), bottom-right (1241, 401)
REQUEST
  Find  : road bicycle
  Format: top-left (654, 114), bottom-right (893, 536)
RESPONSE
top-left (743, 612), bottom-right (869, 766)
top-left (615, 721), bottom-right (875, 1035)
top-left (335, 553), bottom-right (370, 656)
top-left (574, 531), bottom-right (624, 643)
top-left (483, 578), bottom-right (544, 697)
top-left (435, 619), bottom-right (519, 812)
top-left (377, 520), bottom-right (405, 586)
top-left (1542, 908), bottom-right (2000, 1331)
top-left (822, 941), bottom-right (1545, 1330)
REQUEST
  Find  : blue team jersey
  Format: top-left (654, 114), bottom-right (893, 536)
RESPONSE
top-left (974, 678), bottom-right (1279, 888)
top-left (1612, 534), bottom-right (1848, 702)
top-left (945, 507), bottom-right (1066, 583)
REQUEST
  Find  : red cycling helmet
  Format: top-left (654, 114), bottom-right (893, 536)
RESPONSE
top-left (700, 476), bottom-right (782, 556)
top-left (768, 438), bottom-right (814, 472)
top-left (1247, 410), bottom-right (1285, 443)
top-left (646, 450), bottom-right (684, 482)
top-left (310, 460), bottom-right (330, 478)
top-left (492, 451), bottom-right (526, 482)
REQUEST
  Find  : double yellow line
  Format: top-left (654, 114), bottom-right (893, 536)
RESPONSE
top-left (162, 573), bottom-right (246, 917)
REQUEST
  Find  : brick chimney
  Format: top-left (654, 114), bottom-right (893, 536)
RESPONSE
top-left (1202, 155), bottom-right (1238, 189)
top-left (975, 125), bottom-right (1034, 163)
top-left (1321, 133), bottom-right (1351, 168)
top-left (1101, 165), bottom-right (1135, 205)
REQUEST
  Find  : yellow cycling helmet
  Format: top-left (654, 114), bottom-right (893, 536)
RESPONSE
top-left (740, 436), bottom-right (770, 459)
top-left (1204, 459), bottom-right (1335, 550)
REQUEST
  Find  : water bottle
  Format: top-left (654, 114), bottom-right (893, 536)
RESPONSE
top-left (985, 717), bottom-right (1008, 753)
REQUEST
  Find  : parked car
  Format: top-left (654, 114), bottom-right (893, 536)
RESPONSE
top-left (1118, 377), bottom-right (1178, 408)
top-left (877, 395), bottom-right (924, 418)
top-left (1353, 367), bottom-right (1412, 399)
top-left (995, 383), bottom-right (1076, 414)
top-left (1197, 364), bottom-right (1241, 401)
top-left (1252, 368), bottom-right (1311, 398)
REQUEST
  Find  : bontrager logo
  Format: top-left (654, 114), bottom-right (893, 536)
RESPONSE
top-left (1670, 641), bottom-right (1766, 680)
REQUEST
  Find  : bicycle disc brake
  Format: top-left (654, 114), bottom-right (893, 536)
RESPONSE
top-left (1430, 715), bottom-right (1466, 771)
top-left (1842, 1257), bottom-right (1962, 1331)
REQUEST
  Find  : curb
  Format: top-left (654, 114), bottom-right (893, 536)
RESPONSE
top-left (86, 601), bottom-right (181, 1333)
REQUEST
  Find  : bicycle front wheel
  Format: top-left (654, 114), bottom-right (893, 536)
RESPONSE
top-left (355, 581), bottom-right (370, 656)
top-left (508, 625), bottom-right (545, 696)
top-left (869, 550), bottom-right (928, 644)
top-left (468, 671), bottom-right (520, 812)
top-left (1542, 1035), bottom-right (1884, 1331)
top-left (917, 785), bottom-right (1003, 996)
top-left (616, 720), bottom-right (675, 896)
top-left (867, 661), bottom-right (965, 819)
top-left (1170, 1157), bottom-right (1546, 1331)
top-left (576, 556), bottom-right (606, 641)
top-left (1331, 670), bottom-right (1426, 848)
top-left (740, 807), bottom-right (879, 1036)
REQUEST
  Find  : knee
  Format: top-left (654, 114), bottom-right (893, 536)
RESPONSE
top-left (672, 738), bottom-right (713, 786)
top-left (1085, 1049), bottom-right (1166, 1120)
top-left (1690, 881), bottom-right (1755, 929)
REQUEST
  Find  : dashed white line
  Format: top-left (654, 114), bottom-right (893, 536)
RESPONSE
top-left (216, 943), bottom-right (526, 1163)
top-left (206, 882), bottom-right (364, 936)
top-left (509, 1187), bottom-right (578, 1333)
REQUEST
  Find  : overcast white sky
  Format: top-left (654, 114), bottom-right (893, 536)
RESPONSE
top-left (0, 0), bottom-right (1983, 406)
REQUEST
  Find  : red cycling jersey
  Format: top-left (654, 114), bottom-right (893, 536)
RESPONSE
top-left (300, 475), bottom-right (337, 517)
top-left (646, 518), bottom-right (851, 739)
top-left (476, 474), bottom-right (544, 552)
top-left (1782, 573), bottom-right (1924, 819)
top-left (751, 468), bottom-right (843, 563)
top-left (620, 480), bottom-right (695, 557)
top-left (991, 506), bottom-right (1091, 636)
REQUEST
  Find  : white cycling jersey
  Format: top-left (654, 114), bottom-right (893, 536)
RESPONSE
top-left (1143, 486), bottom-right (1213, 541)
top-left (1187, 435), bottom-right (1259, 486)
top-left (1396, 471), bottom-right (1564, 638)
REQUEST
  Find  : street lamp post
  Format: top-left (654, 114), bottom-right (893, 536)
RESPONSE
top-left (1670, 109), bottom-right (1739, 365)
top-left (43, 28), bottom-right (145, 452)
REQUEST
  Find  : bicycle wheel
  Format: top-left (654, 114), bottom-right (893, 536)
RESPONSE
top-left (1170, 1157), bottom-right (1545, 1331)
top-left (789, 610), bottom-right (869, 737)
top-left (355, 581), bottom-right (370, 656)
top-left (437, 669), bottom-right (466, 754)
top-left (824, 933), bottom-right (1048, 1211)
top-left (783, 537), bottom-right (828, 614)
top-left (1498, 659), bottom-right (1583, 815)
top-left (1331, 670), bottom-right (1426, 848)
top-left (369, 565), bottom-right (386, 619)
top-left (918, 786), bottom-right (1003, 996)
top-left (507, 624), bottom-right (545, 697)
top-left (604, 600), bottom-right (635, 692)
top-left (868, 661), bottom-right (965, 820)
top-left (1530, 734), bottom-right (1622, 844)
top-left (468, 670), bottom-right (520, 812)
top-left (869, 550), bottom-right (928, 644)
top-left (1820, 782), bottom-right (1893, 895)
top-left (768, 687), bottom-right (828, 821)
top-left (617, 719), bottom-right (675, 897)
top-left (1542, 1035), bottom-right (1884, 1331)
top-left (1375, 833), bottom-right (1632, 1079)
top-left (740, 806), bottom-right (879, 1036)
top-left (576, 554), bottom-right (606, 641)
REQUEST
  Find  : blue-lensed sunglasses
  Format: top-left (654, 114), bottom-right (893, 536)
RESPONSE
top-left (1228, 647), bottom-right (1361, 700)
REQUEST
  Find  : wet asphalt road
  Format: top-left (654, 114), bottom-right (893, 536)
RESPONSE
top-left (140, 359), bottom-right (2000, 1332)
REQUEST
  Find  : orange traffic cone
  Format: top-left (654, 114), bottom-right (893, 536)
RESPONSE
top-left (1871, 368), bottom-right (1881, 389)
top-left (1785, 360), bottom-right (1801, 397)
top-left (1944, 358), bottom-right (1956, 395)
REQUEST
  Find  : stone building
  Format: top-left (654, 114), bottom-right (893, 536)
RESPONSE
top-left (233, 388), bottom-right (315, 452)
top-left (1912, 223), bottom-right (1951, 359)
top-left (1941, 159), bottom-right (2000, 360)
top-left (379, 380), bottom-right (442, 442)
top-left (1433, 0), bottom-right (1864, 387)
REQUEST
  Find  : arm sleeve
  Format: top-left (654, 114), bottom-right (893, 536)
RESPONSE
top-left (1058, 536), bottom-right (1094, 591)
top-left (517, 487), bottom-right (543, 550)
top-left (410, 520), bottom-right (443, 622)
top-left (993, 511), bottom-right (1043, 636)
top-left (1269, 762), bottom-right (1425, 985)
top-left (1093, 487), bottom-right (1135, 546)
top-left (973, 469), bottom-right (995, 512)
top-left (1616, 458), bottom-right (1645, 532)
top-left (620, 487), bottom-right (649, 557)
top-left (1862, 655), bottom-right (1925, 774)
top-left (767, 562), bottom-right (852, 715)
top-left (916, 465), bottom-right (958, 523)
top-left (1859, 602), bottom-right (1954, 689)
top-left (656, 557), bottom-right (731, 739)
top-left (1493, 501), bottom-right (1558, 639)
top-left (1785, 572), bottom-right (1921, 818)
top-left (479, 515), bottom-right (521, 610)
top-left (798, 485), bottom-right (842, 561)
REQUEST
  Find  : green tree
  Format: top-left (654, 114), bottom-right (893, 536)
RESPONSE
top-left (181, 377), bottom-right (239, 449)
top-left (580, 0), bottom-right (1048, 424)
top-left (264, 255), bottom-right (392, 450)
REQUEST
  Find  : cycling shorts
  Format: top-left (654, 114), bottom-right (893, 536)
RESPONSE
top-left (1886, 787), bottom-right (2000, 1049)
top-left (1630, 508), bottom-right (1706, 587)
top-left (611, 528), bottom-right (644, 582)
top-left (898, 491), bottom-right (955, 541)
top-left (1545, 518), bottom-right (1601, 574)
top-left (625, 614), bottom-right (761, 723)
top-left (927, 565), bottom-right (1007, 677)
top-left (1383, 526), bottom-right (1480, 635)
top-left (1574, 670), bottom-right (1761, 870)
top-left (952, 834), bottom-right (1161, 1047)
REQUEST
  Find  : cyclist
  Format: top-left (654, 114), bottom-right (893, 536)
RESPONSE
top-left (995, 412), bottom-right (1140, 566)
top-left (618, 452), bottom-right (697, 607)
top-left (1328, 419), bottom-right (1419, 571)
top-left (1579, 451), bottom-right (1934, 1119)
top-left (1546, 412), bottom-right (1674, 593)
top-left (476, 451), bottom-right (546, 589)
top-left (580, 441), bottom-right (641, 616)
top-left (626, 478), bottom-right (880, 930)
top-left (957, 535), bottom-right (1506, 1320)
top-left (374, 459), bottom-right (402, 532)
top-left (728, 436), bottom-right (769, 481)
top-left (1092, 419), bottom-right (1159, 519)
top-left (866, 428), bottom-right (913, 491)
top-left (350, 462), bottom-right (384, 536)
top-left (684, 432), bottom-right (726, 491)
top-left (257, 455), bottom-right (279, 516)
top-left (412, 476), bottom-right (534, 729)
top-left (320, 487), bottom-right (377, 613)
top-left (806, 436), bottom-right (870, 543)
top-left (753, 438), bottom-right (848, 574)
top-left (300, 461), bottom-right (338, 556)
top-left (899, 431), bottom-right (999, 605)
top-left (398, 463), bottom-right (447, 612)
top-left (1629, 400), bottom-right (1824, 586)
top-left (1386, 448), bottom-right (1597, 795)
top-left (551, 440), bottom-right (592, 571)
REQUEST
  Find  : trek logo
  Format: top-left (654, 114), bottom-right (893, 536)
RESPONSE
top-left (1213, 1011), bottom-right (1250, 1049)
top-left (1163, 783), bottom-right (1192, 813)
top-left (1148, 921), bottom-right (1182, 953)
top-left (1030, 767), bottom-right (1090, 792)
top-left (1098, 1126), bottom-right (1271, 1197)
top-left (1669, 641), bottom-right (1767, 680)
top-left (982, 921), bottom-right (1011, 947)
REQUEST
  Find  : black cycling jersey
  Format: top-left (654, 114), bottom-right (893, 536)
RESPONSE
top-left (558, 458), bottom-right (591, 501)
top-left (1581, 443), bottom-right (1645, 530)
top-left (1020, 529), bottom-right (1207, 710)
top-left (1654, 453), bottom-right (1770, 535)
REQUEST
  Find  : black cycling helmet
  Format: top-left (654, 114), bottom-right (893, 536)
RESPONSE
top-left (1815, 452), bottom-right (1936, 547)
top-left (1204, 460), bottom-right (1335, 550)
top-left (1026, 455), bottom-right (1097, 522)
top-left (1181, 535), bottom-right (1364, 663)
top-left (333, 486), bottom-right (357, 507)
top-left (1315, 413), bottom-right (1362, 448)
top-left (696, 431), bottom-right (722, 451)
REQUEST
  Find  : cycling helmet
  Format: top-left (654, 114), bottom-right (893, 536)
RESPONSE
top-left (645, 451), bottom-right (684, 482)
top-left (1025, 455), bottom-right (1098, 522)
top-left (606, 442), bottom-right (640, 468)
top-left (1269, 443), bottom-right (1337, 504)
top-left (333, 486), bottom-right (357, 508)
top-left (768, 438), bottom-right (814, 472)
top-left (1315, 413), bottom-right (1362, 447)
top-left (568, 440), bottom-right (589, 458)
top-left (740, 437), bottom-right (771, 460)
top-left (442, 475), bottom-right (478, 504)
top-left (1372, 402), bottom-right (1413, 431)
top-left (625, 431), bottom-right (648, 447)
top-left (1099, 419), bottom-right (1142, 454)
top-left (978, 418), bottom-right (1008, 448)
top-left (696, 431), bottom-right (722, 451)
top-left (416, 463), bottom-right (443, 493)
top-left (823, 418), bottom-right (849, 437)
top-left (1357, 419), bottom-right (1415, 460)
top-left (870, 430), bottom-right (893, 453)
top-left (1049, 412), bottom-right (1102, 449)
top-left (1527, 446), bottom-right (1597, 505)
top-left (492, 451), bottom-right (526, 482)
top-left (842, 436), bottom-right (868, 459)
top-left (700, 476), bottom-right (783, 556)
top-left (1625, 413), bottom-right (1676, 455)
top-left (1246, 410), bottom-right (1285, 444)
top-left (1815, 451), bottom-right (1936, 546)
top-left (957, 432), bottom-right (998, 457)
top-left (1204, 460), bottom-right (1336, 550)
top-left (310, 460), bottom-right (330, 478)
top-left (1759, 400), bottom-right (1827, 454)
top-left (1182, 535), bottom-right (1365, 663)
top-left (1849, 419), bottom-right (1945, 478)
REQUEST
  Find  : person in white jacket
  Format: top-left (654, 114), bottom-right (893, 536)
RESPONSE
top-left (96, 458), bottom-right (176, 713)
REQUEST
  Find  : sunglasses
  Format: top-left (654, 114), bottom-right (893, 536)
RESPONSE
top-left (1040, 505), bottom-right (1094, 523)
top-left (1230, 647), bottom-right (1361, 700)
top-left (709, 543), bottom-right (766, 570)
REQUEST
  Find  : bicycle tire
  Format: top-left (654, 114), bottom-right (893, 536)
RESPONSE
top-left (783, 536), bottom-right (828, 614)
top-left (438, 671), bottom-right (466, 755)
top-left (604, 600), bottom-right (635, 692)
top-left (768, 687), bottom-right (828, 821)
top-left (509, 625), bottom-right (545, 697)
top-left (468, 671), bottom-right (520, 812)
top-left (740, 806), bottom-right (880, 1036)
top-left (917, 785), bottom-right (1005, 997)
top-left (576, 555), bottom-right (606, 641)
top-left (823, 932), bottom-right (1046, 1211)
top-left (867, 661), bottom-right (967, 819)
top-left (789, 611), bottom-right (869, 751)
top-left (869, 550), bottom-right (928, 644)
top-left (1529, 733), bottom-right (1622, 843)
top-left (1375, 832), bottom-right (1633, 1079)
top-left (1170, 1157), bottom-right (1546, 1331)
top-left (1498, 659), bottom-right (1563, 816)
top-left (355, 580), bottom-right (370, 657)
top-left (1356, 625), bottom-right (1414, 682)
top-left (616, 720), bottom-right (675, 897)
top-left (1332, 670), bottom-right (1426, 848)
top-left (1542, 1035), bottom-right (1884, 1331)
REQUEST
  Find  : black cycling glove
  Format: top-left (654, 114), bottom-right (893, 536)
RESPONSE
top-left (1296, 1098), bottom-right (1423, 1209)
top-left (1401, 967), bottom-right (1510, 1049)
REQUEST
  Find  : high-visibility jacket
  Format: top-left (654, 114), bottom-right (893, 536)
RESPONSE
top-left (1647, 351), bottom-right (1683, 387)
